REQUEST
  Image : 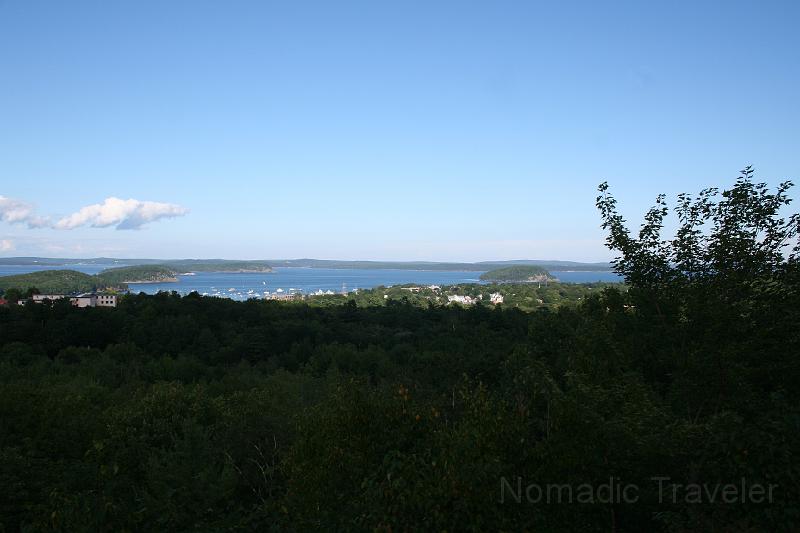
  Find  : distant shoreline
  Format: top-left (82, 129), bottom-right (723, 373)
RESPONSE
top-left (272, 266), bottom-right (482, 273)
top-left (0, 257), bottom-right (614, 273)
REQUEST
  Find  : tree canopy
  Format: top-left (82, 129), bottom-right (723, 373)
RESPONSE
top-left (0, 168), bottom-right (798, 531)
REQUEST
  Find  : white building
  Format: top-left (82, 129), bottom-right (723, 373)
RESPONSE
top-left (489, 292), bottom-right (504, 305)
top-left (31, 294), bottom-right (67, 303)
top-left (400, 286), bottom-right (423, 293)
top-left (447, 294), bottom-right (476, 305)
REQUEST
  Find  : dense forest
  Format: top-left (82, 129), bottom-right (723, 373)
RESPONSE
top-left (0, 269), bottom-right (99, 295)
top-left (1, 170), bottom-right (798, 531)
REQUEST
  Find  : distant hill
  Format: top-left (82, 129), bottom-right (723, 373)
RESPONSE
top-left (266, 259), bottom-right (613, 272)
top-left (0, 270), bottom-right (98, 294)
top-left (0, 265), bottom-right (180, 294)
top-left (474, 259), bottom-right (612, 271)
top-left (479, 265), bottom-right (555, 282)
top-left (0, 257), bottom-right (611, 272)
top-left (163, 260), bottom-right (273, 273)
top-left (0, 257), bottom-right (274, 273)
top-left (96, 265), bottom-right (178, 285)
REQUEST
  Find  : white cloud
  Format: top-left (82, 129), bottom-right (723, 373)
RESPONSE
top-left (1, 194), bottom-right (189, 231)
top-left (54, 197), bottom-right (189, 230)
top-left (0, 196), bottom-right (50, 228)
top-left (0, 239), bottom-right (14, 252)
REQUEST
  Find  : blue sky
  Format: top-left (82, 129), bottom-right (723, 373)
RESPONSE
top-left (1, 0), bottom-right (798, 261)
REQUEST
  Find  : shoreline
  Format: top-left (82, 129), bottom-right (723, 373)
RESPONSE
top-left (125, 277), bottom-right (179, 284)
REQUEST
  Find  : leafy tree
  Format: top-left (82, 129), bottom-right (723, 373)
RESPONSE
top-left (597, 165), bottom-right (799, 299)
top-left (3, 287), bottom-right (22, 303)
top-left (24, 287), bottom-right (41, 298)
top-left (596, 167), bottom-right (800, 529)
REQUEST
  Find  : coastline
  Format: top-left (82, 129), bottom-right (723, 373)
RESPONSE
top-left (125, 277), bottom-right (179, 284)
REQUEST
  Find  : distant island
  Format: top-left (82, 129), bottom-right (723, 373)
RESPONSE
top-left (0, 265), bottom-right (178, 294)
top-left (0, 262), bottom-right (274, 294)
top-left (0, 257), bottom-right (610, 272)
top-left (479, 265), bottom-right (556, 282)
top-left (0, 270), bottom-right (101, 294)
top-left (269, 259), bottom-right (612, 272)
top-left (162, 260), bottom-right (274, 273)
top-left (96, 265), bottom-right (179, 284)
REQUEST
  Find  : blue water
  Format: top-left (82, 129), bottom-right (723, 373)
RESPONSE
top-left (0, 264), bottom-right (621, 300)
top-left (129, 268), bottom-right (486, 300)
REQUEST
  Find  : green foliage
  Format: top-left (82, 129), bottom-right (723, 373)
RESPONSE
top-left (0, 270), bottom-right (97, 294)
top-left (332, 281), bottom-right (618, 311)
top-left (2, 287), bottom-right (23, 303)
top-left (479, 265), bottom-right (554, 281)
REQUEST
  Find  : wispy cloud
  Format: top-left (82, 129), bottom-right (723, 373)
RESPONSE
top-left (0, 195), bottom-right (189, 231)
top-left (54, 197), bottom-right (189, 230)
top-left (0, 196), bottom-right (50, 228)
top-left (0, 239), bottom-right (14, 252)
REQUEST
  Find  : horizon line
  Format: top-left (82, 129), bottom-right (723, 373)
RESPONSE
top-left (0, 255), bottom-right (613, 265)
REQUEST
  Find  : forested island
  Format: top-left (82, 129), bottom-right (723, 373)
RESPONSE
top-left (0, 265), bottom-right (180, 293)
top-left (0, 262), bottom-right (275, 294)
top-left (161, 260), bottom-right (274, 273)
top-left (96, 265), bottom-right (179, 284)
top-left (0, 270), bottom-right (100, 294)
top-left (479, 264), bottom-right (555, 282)
top-left (0, 171), bottom-right (798, 531)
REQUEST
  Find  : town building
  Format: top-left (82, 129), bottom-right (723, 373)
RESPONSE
top-left (447, 294), bottom-right (477, 305)
top-left (400, 286), bottom-right (423, 293)
top-left (97, 294), bottom-right (118, 307)
top-left (30, 292), bottom-right (118, 308)
top-left (31, 294), bottom-right (67, 304)
top-left (72, 293), bottom-right (98, 308)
